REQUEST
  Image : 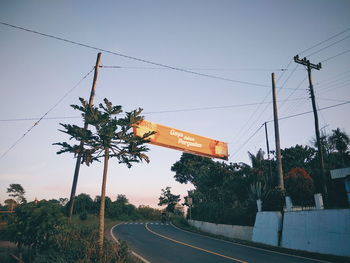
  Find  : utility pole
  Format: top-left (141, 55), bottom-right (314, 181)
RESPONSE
top-left (294, 55), bottom-right (328, 201)
top-left (67, 52), bottom-right (102, 220)
top-left (272, 73), bottom-right (284, 190)
top-left (264, 122), bottom-right (273, 184)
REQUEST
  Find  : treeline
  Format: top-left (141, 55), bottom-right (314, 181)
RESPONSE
top-left (63, 193), bottom-right (162, 221)
top-left (1, 193), bottom-right (162, 222)
top-left (172, 128), bottom-right (350, 226)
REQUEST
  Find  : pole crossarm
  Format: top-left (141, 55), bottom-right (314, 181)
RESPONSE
top-left (294, 55), bottom-right (322, 70)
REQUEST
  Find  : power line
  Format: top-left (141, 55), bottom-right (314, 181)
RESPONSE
top-left (266, 100), bottom-right (350, 123)
top-left (229, 124), bottom-right (264, 159)
top-left (298, 26), bottom-right (350, 56)
top-left (99, 65), bottom-right (288, 72)
top-left (304, 35), bottom-right (350, 58)
top-left (321, 48), bottom-right (350, 63)
top-left (0, 21), bottom-right (270, 88)
top-left (0, 68), bottom-right (94, 160)
top-left (230, 100), bottom-right (350, 160)
top-left (0, 98), bottom-right (308, 122)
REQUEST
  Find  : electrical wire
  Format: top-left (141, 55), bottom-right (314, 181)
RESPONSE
top-left (0, 67), bottom-right (94, 160)
top-left (265, 101), bottom-right (350, 123)
top-left (321, 48), bottom-right (350, 63)
top-left (0, 98), bottom-right (308, 122)
top-left (230, 100), bottom-right (350, 160)
top-left (99, 65), bottom-right (288, 72)
top-left (0, 21), bottom-right (270, 88)
top-left (304, 35), bottom-right (350, 58)
top-left (298, 26), bottom-right (350, 56)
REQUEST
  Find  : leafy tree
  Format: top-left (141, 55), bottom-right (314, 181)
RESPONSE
top-left (171, 153), bottom-right (215, 185)
top-left (115, 194), bottom-right (128, 205)
top-left (7, 183), bottom-right (26, 204)
top-left (73, 193), bottom-right (94, 215)
top-left (158, 187), bottom-right (181, 213)
top-left (284, 168), bottom-right (314, 206)
top-left (54, 97), bottom-right (153, 251)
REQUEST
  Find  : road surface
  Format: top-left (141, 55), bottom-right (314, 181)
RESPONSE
top-left (112, 222), bottom-right (329, 263)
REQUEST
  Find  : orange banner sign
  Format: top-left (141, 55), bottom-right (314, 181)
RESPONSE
top-left (133, 120), bottom-right (228, 160)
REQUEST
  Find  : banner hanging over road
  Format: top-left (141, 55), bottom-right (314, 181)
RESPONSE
top-left (133, 120), bottom-right (228, 160)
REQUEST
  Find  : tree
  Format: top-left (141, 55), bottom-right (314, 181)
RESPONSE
top-left (54, 97), bottom-right (153, 251)
top-left (328, 128), bottom-right (350, 166)
top-left (115, 194), bottom-right (128, 205)
top-left (284, 168), bottom-right (314, 206)
top-left (158, 187), bottom-right (181, 213)
top-left (7, 184), bottom-right (26, 205)
top-left (73, 193), bottom-right (94, 215)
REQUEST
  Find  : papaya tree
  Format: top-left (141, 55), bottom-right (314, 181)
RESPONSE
top-left (54, 97), bottom-right (153, 251)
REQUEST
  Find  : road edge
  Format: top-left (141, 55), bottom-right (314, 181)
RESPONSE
top-left (110, 223), bottom-right (152, 263)
top-left (170, 222), bottom-right (333, 263)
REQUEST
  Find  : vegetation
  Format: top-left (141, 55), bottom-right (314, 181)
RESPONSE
top-left (172, 128), bottom-right (350, 226)
top-left (158, 187), bottom-right (181, 213)
top-left (54, 97), bottom-right (154, 251)
top-left (0, 183), bottom-right (162, 263)
top-left (285, 168), bottom-right (314, 206)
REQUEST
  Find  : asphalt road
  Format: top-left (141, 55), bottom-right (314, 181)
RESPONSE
top-left (112, 222), bottom-right (329, 263)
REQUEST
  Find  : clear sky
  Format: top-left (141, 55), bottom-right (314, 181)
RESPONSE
top-left (1, 0), bottom-right (350, 208)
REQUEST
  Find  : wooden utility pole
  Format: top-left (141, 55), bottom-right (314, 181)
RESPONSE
top-left (68, 52), bottom-right (102, 219)
top-left (264, 122), bottom-right (273, 184)
top-left (294, 55), bottom-right (328, 201)
top-left (272, 73), bottom-right (284, 190)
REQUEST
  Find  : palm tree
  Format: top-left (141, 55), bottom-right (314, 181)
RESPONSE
top-left (328, 128), bottom-right (350, 166)
top-left (54, 97), bottom-right (154, 251)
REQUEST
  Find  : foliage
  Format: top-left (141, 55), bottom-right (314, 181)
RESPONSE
top-left (248, 181), bottom-right (270, 201)
top-left (262, 187), bottom-right (285, 211)
top-left (4, 199), bottom-right (17, 211)
top-left (7, 184), bottom-right (26, 205)
top-left (54, 97), bottom-right (153, 250)
top-left (138, 205), bottom-right (162, 220)
top-left (5, 201), bottom-right (65, 256)
top-left (158, 187), bottom-right (181, 213)
top-left (284, 168), bottom-right (314, 206)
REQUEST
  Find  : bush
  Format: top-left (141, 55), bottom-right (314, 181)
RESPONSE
top-left (285, 168), bottom-right (314, 206)
top-left (263, 187), bottom-right (285, 211)
top-left (79, 211), bottom-right (88, 221)
top-left (5, 201), bottom-right (134, 263)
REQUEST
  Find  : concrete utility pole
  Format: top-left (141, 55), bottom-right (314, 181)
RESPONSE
top-left (68, 52), bottom-right (102, 220)
top-left (294, 55), bottom-right (328, 201)
top-left (272, 73), bottom-right (284, 190)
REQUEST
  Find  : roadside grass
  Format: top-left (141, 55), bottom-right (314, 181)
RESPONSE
top-left (0, 214), bottom-right (145, 263)
top-left (171, 216), bottom-right (350, 263)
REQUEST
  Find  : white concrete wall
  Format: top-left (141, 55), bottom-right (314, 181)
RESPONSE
top-left (252, 211), bottom-right (282, 246)
top-left (281, 209), bottom-right (350, 257)
top-left (188, 220), bottom-right (253, 241)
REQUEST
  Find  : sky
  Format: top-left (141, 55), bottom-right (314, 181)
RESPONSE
top-left (1, 0), bottom-right (350, 208)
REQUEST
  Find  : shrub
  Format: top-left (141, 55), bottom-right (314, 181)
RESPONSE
top-left (285, 168), bottom-right (314, 206)
top-left (263, 187), bottom-right (285, 211)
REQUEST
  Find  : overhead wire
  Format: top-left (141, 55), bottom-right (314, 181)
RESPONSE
top-left (230, 100), bottom-right (350, 161)
top-left (304, 35), bottom-right (350, 58)
top-left (0, 21), bottom-right (270, 88)
top-left (0, 67), bottom-right (94, 160)
top-left (297, 26), bottom-right (350, 56)
top-left (231, 26), bottom-right (350, 158)
top-left (0, 97), bottom-right (309, 122)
